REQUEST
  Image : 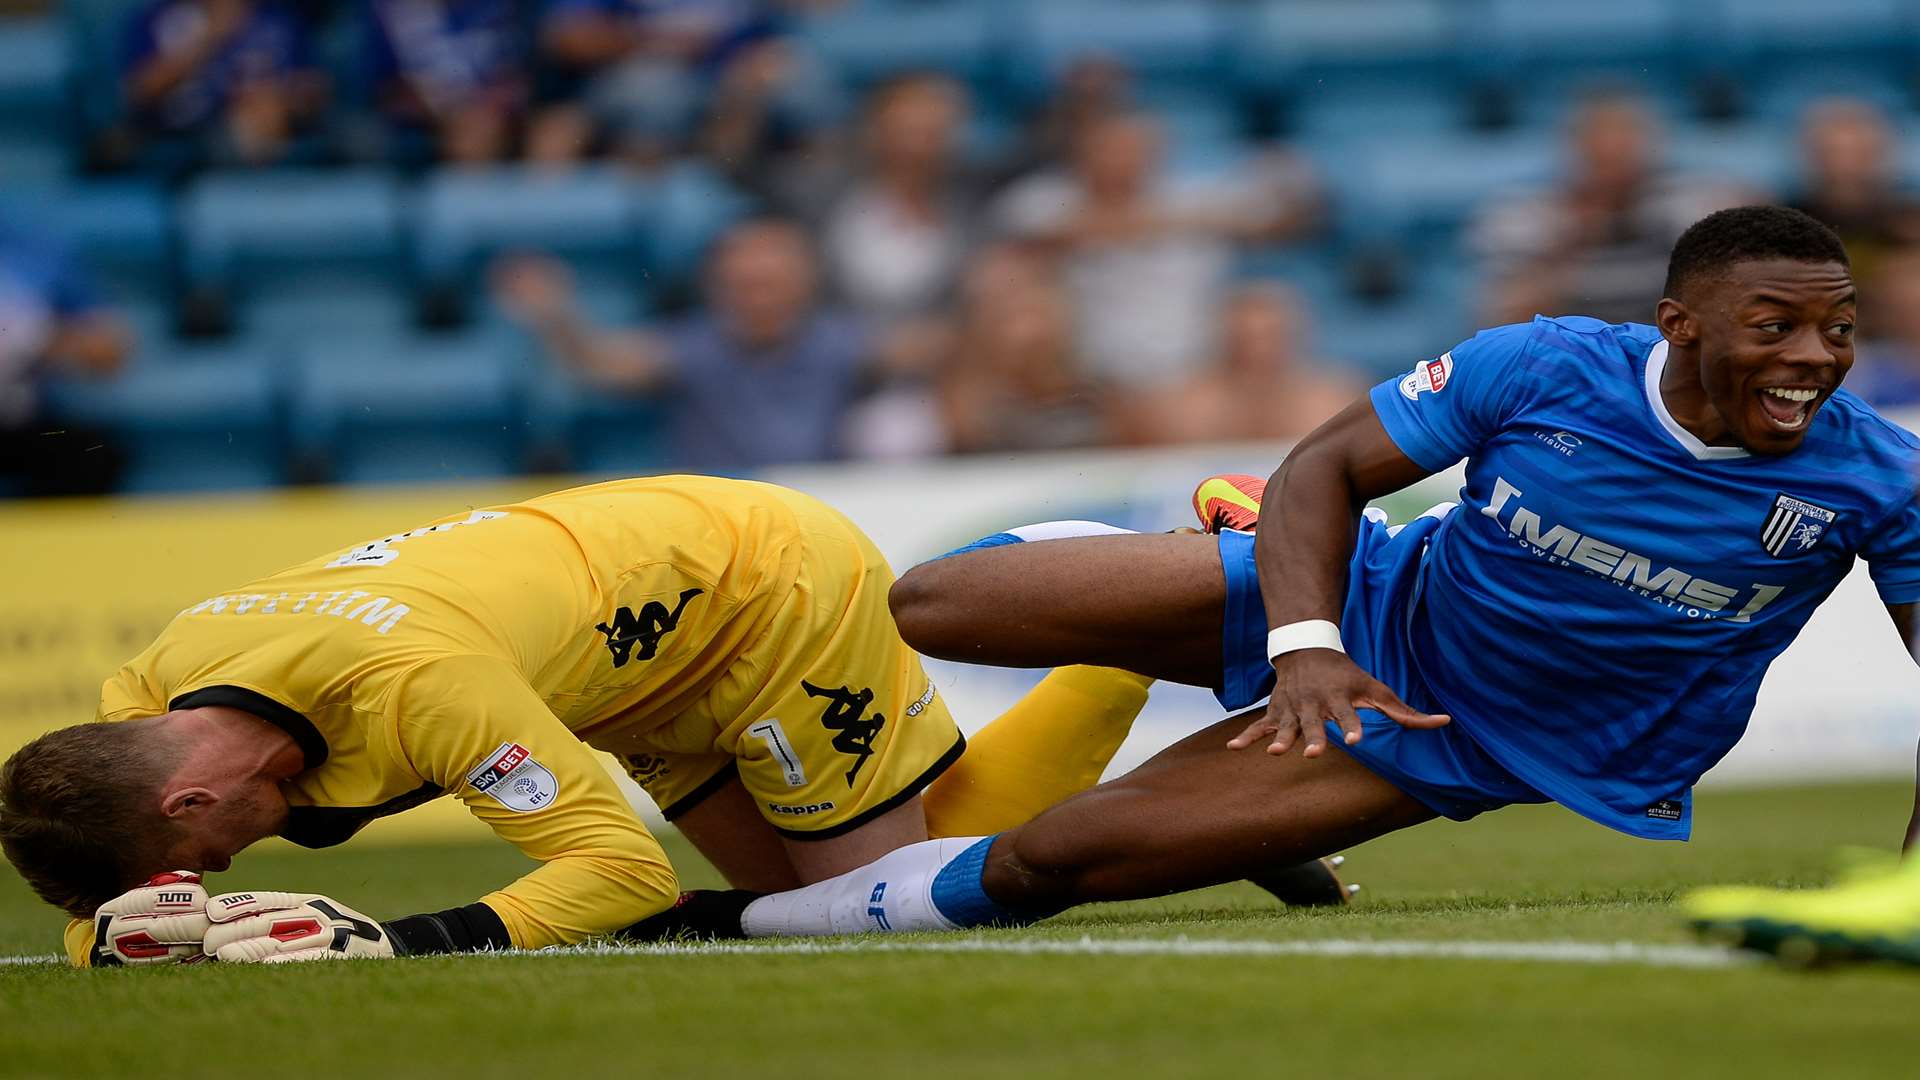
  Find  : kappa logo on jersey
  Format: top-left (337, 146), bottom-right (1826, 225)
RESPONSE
top-left (466, 741), bottom-right (559, 812)
top-left (594, 588), bottom-right (704, 668)
top-left (1398, 352), bottom-right (1455, 400)
top-left (803, 680), bottom-right (886, 786)
top-left (1760, 493), bottom-right (1838, 559)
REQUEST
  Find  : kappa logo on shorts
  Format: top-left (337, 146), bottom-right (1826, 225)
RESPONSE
top-left (1759, 493), bottom-right (1837, 559)
top-left (766, 800), bottom-right (835, 817)
top-left (594, 588), bottom-right (704, 668)
top-left (466, 742), bottom-right (559, 812)
top-left (1398, 352), bottom-right (1455, 400)
top-left (623, 754), bottom-right (671, 785)
top-left (1645, 799), bottom-right (1684, 822)
top-left (803, 681), bottom-right (886, 786)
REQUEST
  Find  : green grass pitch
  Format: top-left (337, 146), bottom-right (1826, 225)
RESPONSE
top-left (7, 780), bottom-right (1920, 1079)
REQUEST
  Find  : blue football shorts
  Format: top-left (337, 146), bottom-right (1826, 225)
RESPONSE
top-left (1215, 509), bottom-right (1549, 822)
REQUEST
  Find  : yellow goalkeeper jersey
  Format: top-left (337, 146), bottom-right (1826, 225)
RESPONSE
top-left (66, 476), bottom-right (861, 961)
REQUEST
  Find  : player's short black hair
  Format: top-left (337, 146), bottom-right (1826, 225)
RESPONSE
top-left (1664, 205), bottom-right (1850, 300)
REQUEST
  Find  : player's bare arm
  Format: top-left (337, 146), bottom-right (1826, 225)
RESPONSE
top-left (1891, 601), bottom-right (1920, 852)
top-left (1240, 400), bottom-right (1451, 758)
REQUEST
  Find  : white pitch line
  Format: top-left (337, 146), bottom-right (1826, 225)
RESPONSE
top-left (1, 938), bottom-right (1753, 970)
top-left (1, 954), bottom-right (60, 967)
top-left (530, 936), bottom-right (1751, 969)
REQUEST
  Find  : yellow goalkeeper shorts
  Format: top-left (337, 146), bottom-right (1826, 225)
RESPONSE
top-left (615, 489), bottom-right (963, 839)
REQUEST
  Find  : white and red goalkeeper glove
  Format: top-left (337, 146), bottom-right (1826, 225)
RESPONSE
top-left (203, 892), bottom-right (399, 963)
top-left (91, 871), bottom-right (213, 967)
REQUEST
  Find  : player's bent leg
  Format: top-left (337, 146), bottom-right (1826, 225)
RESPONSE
top-left (717, 712), bottom-right (1434, 938)
top-left (667, 775), bottom-right (805, 892)
top-left (888, 530), bottom-right (1227, 687)
top-left (978, 712), bottom-right (1434, 912)
top-left (782, 795), bottom-right (930, 883)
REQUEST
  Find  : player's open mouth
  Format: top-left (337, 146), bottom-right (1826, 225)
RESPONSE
top-left (1755, 386), bottom-right (1819, 432)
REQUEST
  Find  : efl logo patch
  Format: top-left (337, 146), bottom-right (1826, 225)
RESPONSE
top-left (1398, 352), bottom-right (1455, 400)
top-left (1759, 493), bottom-right (1837, 559)
top-left (466, 742), bottom-right (559, 813)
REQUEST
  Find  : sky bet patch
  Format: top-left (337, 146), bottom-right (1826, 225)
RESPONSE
top-left (1398, 351), bottom-right (1454, 399)
top-left (466, 742), bottom-right (559, 813)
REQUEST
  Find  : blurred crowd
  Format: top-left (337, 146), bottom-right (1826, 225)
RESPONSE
top-left (11, 0), bottom-right (1920, 496)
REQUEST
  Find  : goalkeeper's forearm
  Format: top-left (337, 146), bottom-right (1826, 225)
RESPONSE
top-left (380, 902), bottom-right (515, 955)
top-left (390, 847), bottom-right (679, 953)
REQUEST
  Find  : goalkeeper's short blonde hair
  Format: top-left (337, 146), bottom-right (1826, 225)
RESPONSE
top-left (0, 719), bottom-right (186, 919)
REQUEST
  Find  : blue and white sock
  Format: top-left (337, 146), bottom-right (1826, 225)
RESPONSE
top-left (738, 835), bottom-right (1049, 937)
top-left (930, 520), bottom-right (1138, 562)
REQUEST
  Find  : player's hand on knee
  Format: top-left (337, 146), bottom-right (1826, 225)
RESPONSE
top-left (91, 871), bottom-right (214, 967)
top-left (203, 892), bottom-right (399, 962)
top-left (1230, 651), bottom-right (1447, 757)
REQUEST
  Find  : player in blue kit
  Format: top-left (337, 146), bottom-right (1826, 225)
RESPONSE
top-left (629, 205), bottom-right (1920, 941)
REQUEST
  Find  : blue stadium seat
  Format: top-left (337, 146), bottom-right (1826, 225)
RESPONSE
top-left (1232, 246), bottom-right (1347, 311)
top-left (0, 17), bottom-right (71, 133)
top-left (1135, 86), bottom-right (1246, 178)
top-left (1003, 1), bottom-right (1228, 101)
top-left (1314, 285), bottom-right (1471, 379)
top-left (800, 2), bottom-right (995, 86)
top-left (1287, 76), bottom-right (1464, 140)
top-left (1894, 135), bottom-right (1920, 195)
top-left (4, 181), bottom-right (173, 307)
top-left (0, 135), bottom-right (69, 184)
top-left (63, 0), bottom-right (143, 136)
top-left (1711, 0), bottom-right (1909, 57)
top-left (286, 332), bottom-right (526, 485)
top-left (477, 264), bottom-right (650, 332)
top-left (1742, 67), bottom-right (1911, 129)
top-left (117, 295), bottom-right (174, 346)
top-left (7, 181), bottom-right (169, 265)
top-left (248, 274), bottom-right (418, 341)
top-left (415, 165), bottom-right (643, 277)
top-left (634, 162), bottom-right (752, 291)
top-left (1477, 0), bottom-right (1682, 68)
top-left (1232, 0), bottom-right (1459, 92)
top-left (180, 169), bottom-right (406, 282)
top-left (1314, 131), bottom-right (1557, 245)
top-left (180, 169), bottom-right (409, 336)
top-left (521, 350), bottom-right (671, 475)
top-left (40, 344), bottom-right (284, 493)
top-left (1666, 122), bottom-right (1796, 194)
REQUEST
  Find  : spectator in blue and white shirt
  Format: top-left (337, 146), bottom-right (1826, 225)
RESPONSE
top-left (0, 214), bottom-right (131, 497)
top-left (362, 0), bottom-right (530, 165)
top-left (121, 0), bottom-right (326, 166)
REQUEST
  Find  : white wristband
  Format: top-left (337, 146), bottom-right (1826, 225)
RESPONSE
top-left (1266, 620), bottom-right (1345, 662)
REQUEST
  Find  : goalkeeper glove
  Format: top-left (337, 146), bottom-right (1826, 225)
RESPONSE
top-left (91, 871), bottom-right (213, 967)
top-left (203, 892), bottom-right (400, 963)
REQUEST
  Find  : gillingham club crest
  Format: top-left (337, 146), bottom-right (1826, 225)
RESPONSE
top-left (1760, 493), bottom-right (1837, 558)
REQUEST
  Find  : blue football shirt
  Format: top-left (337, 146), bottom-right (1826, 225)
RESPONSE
top-left (1369, 316), bottom-right (1920, 837)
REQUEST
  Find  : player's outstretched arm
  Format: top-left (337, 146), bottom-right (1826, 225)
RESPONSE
top-left (1244, 399), bottom-right (1450, 757)
top-left (1889, 603), bottom-right (1920, 853)
top-left (388, 656), bottom-right (680, 952)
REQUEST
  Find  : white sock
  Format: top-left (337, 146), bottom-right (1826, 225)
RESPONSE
top-left (1005, 520), bottom-right (1137, 541)
top-left (741, 836), bottom-right (985, 937)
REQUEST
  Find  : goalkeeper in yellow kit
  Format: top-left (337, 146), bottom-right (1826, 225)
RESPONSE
top-left (0, 476), bottom-right (1176, 966)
